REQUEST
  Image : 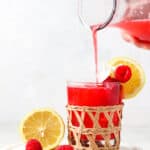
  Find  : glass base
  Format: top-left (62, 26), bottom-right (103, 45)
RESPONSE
top-left (69, 138), bottom-right (119, 150)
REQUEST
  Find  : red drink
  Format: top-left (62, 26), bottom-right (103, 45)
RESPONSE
top-left (67, 82), bottom-right (121, 107)
top-left (113, 19), bottom-right (150, 42)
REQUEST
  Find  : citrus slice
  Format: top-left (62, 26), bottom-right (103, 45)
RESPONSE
top-left (20, 108), bottom-right (65, 150)
top-left (109, 57), bottom-right (145, 99)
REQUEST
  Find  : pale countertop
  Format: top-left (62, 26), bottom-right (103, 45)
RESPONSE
top-left (0, 122), bottom-right (150, 150)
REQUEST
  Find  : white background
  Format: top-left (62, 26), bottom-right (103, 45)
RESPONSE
top-left (0, 0), bottom-right (150, 149)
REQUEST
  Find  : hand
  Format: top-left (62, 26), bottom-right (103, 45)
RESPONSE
top-left (122, 32), bottom-right (150, 50)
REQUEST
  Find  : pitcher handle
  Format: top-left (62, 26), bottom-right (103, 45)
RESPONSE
top-left (97, 0), bottom-right (117, 30)
top-left (78, 0), bottom-right (117, 31)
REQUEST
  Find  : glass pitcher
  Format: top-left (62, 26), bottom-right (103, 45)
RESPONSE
top-left (78, 0), bottom-right (150, 42)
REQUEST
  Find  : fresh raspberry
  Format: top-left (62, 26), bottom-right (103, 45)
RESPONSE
top-left (26, 139), bottom-right (42, 150)
top-left (56, 145), bottom-right (74, 150)
top-left (115, 65), bottom-right (132, 83)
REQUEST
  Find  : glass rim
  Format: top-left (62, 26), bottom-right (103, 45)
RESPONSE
top-left (67, 80), bottom-right (121, 87)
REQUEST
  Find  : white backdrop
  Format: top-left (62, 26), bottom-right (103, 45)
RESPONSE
top-left (0, 0), bottom-right (150, 148)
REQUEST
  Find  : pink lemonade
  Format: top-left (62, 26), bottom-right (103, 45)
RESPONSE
top-left (112, 19), bottom-right (150, 42)
top-left (67, 82), bottom-right (122, 107)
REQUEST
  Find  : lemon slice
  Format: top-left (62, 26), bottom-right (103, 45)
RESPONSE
top-left (20, 108), bottom-right (65, 150)
top-left (109, 57), bottom-right (145, 99)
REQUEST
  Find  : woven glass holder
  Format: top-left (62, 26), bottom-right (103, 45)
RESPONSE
top-left (67, 104), bottom-right (123, 150)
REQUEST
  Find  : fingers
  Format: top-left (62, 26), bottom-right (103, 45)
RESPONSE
top-left (122, 32), bottom-right (150, 50)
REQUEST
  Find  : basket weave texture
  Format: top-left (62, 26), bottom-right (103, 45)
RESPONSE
top-left (67, 104), bottom-right (123, 150)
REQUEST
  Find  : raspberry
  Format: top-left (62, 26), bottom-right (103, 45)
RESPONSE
top-left (56, 145), bottom-right (74, 150)
top-left (115, 65), bottom-right (132, 83)
top-left (26, 139), bottom-right (42, 150)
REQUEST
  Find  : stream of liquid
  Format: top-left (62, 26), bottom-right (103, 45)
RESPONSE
top-left (90, 24), bottom-right (101, 83)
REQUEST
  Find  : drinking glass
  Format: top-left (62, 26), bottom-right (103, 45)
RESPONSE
top-left (66, 81), bottom-right (123, 150)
